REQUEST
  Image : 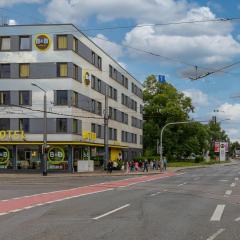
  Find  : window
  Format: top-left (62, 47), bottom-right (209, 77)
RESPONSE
top-left (57, 35), bottom-right (68, 49)
top-left (121, 112), bottom-right (124, 123)
top-left (19, 118), bottom-right (29, 132)
top-left (19, 91), bottom-right (31, 105)
top-left (0, 37), bottom-right (10, 51)
top-left (73, 37), bottom-right (78, 52)
top-left (140, 104), bottom-right (144, 114)
top-left (91, 99), bottom-right (96, 113)
top-left (121, 75), bottom-right (124, 85)
top-left (19, 64), bottom-right (30, 78)
top-left (72, 119), bottom-right (78, 133)
top-left (113, 109), bottom-right (117, 120)
top-left (0, 119), bottom-right (10, 130)
top-left (109, 128), bottom-right (113, 140)
top-left (56, 90), bottom-right (68, 105)
top-left (113, 68), bottom-right (117, 78)
top-left (73, 64), bottom-right (78, 80)
top-left (0, 64), bottom-right (10, 78)
top-left (92, 51), bottom-right (95, 65)
top-left (109, 107), bottom-right (113, 119)
top-left (96, 101), bottom-right (102, 115)
top-left (97, 125), bottom-right (101, 138)
top-left (121, 94), bottom-right (124, 105)
top-left (140, 135), bottom-right (143, 145)
top-left (125, 78), bottom-right (128, 89)
top-left (20, 36), bottom-right (31, 50)
top-left (91, 75), bottom-right (96, 89)
top-left (91, 123), bottom-right (96, 133)
top-left (97, 79), bottom-right (101, 91)
top-left (109, 65), bottom-right (113, 77)
top-left (57, 63), bottom-right (68, 77)
top-left (108, 86), bottom-right (113, 98)
top-left (0, 91), bottom-right (10, 105)
top-left (72, 91), bottom-right (78, 107)
top-left (56, 118), bottom-right (67, 132)
top-left (114, 89), bottom-right (117, 101)
top-left (97, 56), bottom-right (102, 69)
top-left (114, 129), bottom-right (117, 141)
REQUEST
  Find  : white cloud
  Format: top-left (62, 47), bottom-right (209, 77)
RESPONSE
top-left (218, 103), bottom-right (240, 121)
top-left (91, 34), bottom-right (124, 60)
top-left (42, 0), bottom-right (240, 65)
top-left (183, 89), bottom-right (208, 107)
top-left (0, 0), bottom-right (43, 6)
top-left (8, 19), bottom-right (17, 25)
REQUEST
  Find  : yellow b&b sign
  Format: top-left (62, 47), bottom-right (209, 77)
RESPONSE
top-left (0, 131), bottom-right (25, 140)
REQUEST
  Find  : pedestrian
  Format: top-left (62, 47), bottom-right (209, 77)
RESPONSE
top-left (163, 157), bottom-right (167, 171)
top-left (107, 161), bottom-right (113, 173)
top-left (143, 159), bottom-right (148, 172)
top-left (153, 159), bottom-right (156, 170)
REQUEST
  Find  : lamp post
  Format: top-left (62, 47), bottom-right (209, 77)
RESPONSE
top-left (31, 83), bottom-right (47, 176)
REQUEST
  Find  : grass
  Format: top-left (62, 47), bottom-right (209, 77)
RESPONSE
top-left (168, 160), bottom-right (230, 168)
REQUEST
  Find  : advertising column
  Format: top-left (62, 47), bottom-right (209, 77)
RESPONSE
top-left (219, 142), bottom-right (226, 162)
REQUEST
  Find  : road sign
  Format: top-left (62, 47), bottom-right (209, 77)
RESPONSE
top-left (158, 75), bottom-right (166, 83)
top-left (219, 142), bottom-right (226, 161)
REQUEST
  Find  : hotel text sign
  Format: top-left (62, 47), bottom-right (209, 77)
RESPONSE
top-left (0, 131), bottom-right (25, 140)
top-left (83, 131), bottom-right (96, 141)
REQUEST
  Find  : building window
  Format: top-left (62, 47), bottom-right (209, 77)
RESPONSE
top-left (97, 125), bottom-right (101, 138)
top-left (97, 79), bottom-right (101, 92)
top-left (56, 90), bottom-right (68, 105)
top-left (91, 75), bottom-right (96, 89)
top-left (91, 123), bottom-right (96, 133)
top-left (0, 64), bottom-right (10, 78)
top-left (96, 101), bottom-right (102, 115)
top-left (19, 118), bottom-right (29, 132)
top-left (73, 64), bottom-right (78, 80)
top-left (73, 37), bottom-right (78, 52)
top-left (72, 91), bottom-right (78, 107)
top-left (56, 118), bottom-right (67, 133)
top-left (0, 37), bottom-right (10, 51)
top-left (20, 36), bottom-right (31, 50)
top-left (19, 91), bottom-right (31, 105)
top-left (109, 107), bottom-right (113, 119)
top-left (92, 51), bottom-right (95, 64)
top-left (97, 56), bottom-right (102, 69)
top-left (109, 65), bottom-right (113, 77)
top-left (113, 89), bottom-right (117, 101)
top-left (113, 68), bottom-right (117, 79)
top-left (57, 35), bottom-right (68, 49)
top-left (72, 119), bottom-right (78, 133)
top-left (57, 63), bottom-right (68, 77)
top-left (114, 129), bottom-right (117, 141)
top-left (0, 119), bottom-right (10, 130)
top-left (0, 91), bottom-right (10, 105)
top-left (125, 77), bottom-right (128, 89)
top-left (19, 64), bottom-right (30, 78)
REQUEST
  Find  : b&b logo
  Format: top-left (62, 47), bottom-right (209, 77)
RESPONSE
top-left (34, 34), bottom-right (51, 51)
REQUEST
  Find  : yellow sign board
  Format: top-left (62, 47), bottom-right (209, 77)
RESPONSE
top-left (83, 131), bottom-right (96, 141)
top-left (0, 131), bottom-right (25, 140)
top-left (82, 70), bottom-right (91, 86)
top-left (34, 34), bottom-right (51, 51)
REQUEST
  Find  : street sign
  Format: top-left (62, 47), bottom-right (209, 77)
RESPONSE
top-left (219, 142), bottom-right (226, 161)
top-left (158, 75), bottom-right (166, 83)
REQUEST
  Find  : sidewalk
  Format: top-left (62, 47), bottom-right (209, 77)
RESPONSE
top-left (0, 160), bottom-right (238, 178)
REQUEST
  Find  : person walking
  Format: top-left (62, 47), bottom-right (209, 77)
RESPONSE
top-left (143, 159), bottom-right (148, 172)
top-left (163, 157), bottom-right (167, 171)
top-left (107, 161), bottom-right (113, 173)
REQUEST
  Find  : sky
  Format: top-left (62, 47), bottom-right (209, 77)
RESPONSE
top-left (1, 0), bottom-right (240, 141)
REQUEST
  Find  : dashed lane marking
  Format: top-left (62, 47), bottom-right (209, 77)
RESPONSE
top-left (93, 204), bottom-right (130, 220)
top-left (224, 190), bottom-right (232, 196)
top-left (177, 182), bottom-right (187, 187)
top-left (206, 229), bottom-right (225, 240)
top-left (230, 183), bottom-right (236, 187)
top-left (235, 177), bottom-right (239, 181)
top-left (150, 192), bottom-right (161, 197)
top-left (210, 205), bottom-right (225, 221)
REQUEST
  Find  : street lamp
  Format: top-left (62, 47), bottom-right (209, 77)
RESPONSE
top-left (31, 83), bottom-right (48, 176)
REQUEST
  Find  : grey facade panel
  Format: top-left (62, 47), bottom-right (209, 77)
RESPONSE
top-left (30, 63), bottom-right (57, 78)
top-left (10, 36), bottom-right (19, 51)
top-left (67, 62), bottom-right (73, 79)
top-left (78, 120), bottom-right (82, 135)
top-left (67, 118), bottom-right (72, 134)
top-left (10, 118), bottom-right (19, 130)
top-left (68, 90), bottom-right (72, 108)
top-left (78, 66), bottom-right (82, 83)
top-left (29, 118), bottom-right (56, 134)
top-left (67, 34), bottom-right (73, 50)
top-left (11, 91), bottom-right (19, 105)
top-left (53, 35), bottom-right (57, 51)
top-left (78, 40), bottom-right (92, 63)
top-left (10, 63), bottom-right (19, 79)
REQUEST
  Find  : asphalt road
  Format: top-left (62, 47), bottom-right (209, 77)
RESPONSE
top-left (1, 163), bottom-right (240, 240)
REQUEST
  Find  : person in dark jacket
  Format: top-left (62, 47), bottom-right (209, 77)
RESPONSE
top-left (107, 161), bottom-right (113, 173)
top-left (143, 159), bottom-right (148, 172)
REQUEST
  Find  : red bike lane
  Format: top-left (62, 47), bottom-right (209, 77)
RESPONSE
top-left (0, 172), bottom-right (176, 216)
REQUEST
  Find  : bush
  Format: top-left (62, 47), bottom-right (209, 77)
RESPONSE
top-left (194, 156), bottom-right (205, 163)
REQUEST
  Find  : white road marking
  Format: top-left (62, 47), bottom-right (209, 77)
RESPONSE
top-left (206, 228), bottom-right (225, 240)
top-left (224, 190), bottom-right (232, 196)
top-left (230, 183), bottom-right (236, 187)
top-left (235, 177), bottom-right (239, 181)
top-left (194, 177), bottom-right (200, 181)
top-left (177, 182), bottom-right (187, 187)
top-left (210, 205), bottom-right (225, 221)
top-left (93, 204), bottom-right (130, 220)
top-left (150, 192), bottom-right (161, 197)
top-left (219, 179), bottom-right (228, 182)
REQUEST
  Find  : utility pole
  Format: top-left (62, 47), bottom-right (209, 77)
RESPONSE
top-left (104, 87), bottom-right (109, 169)
top-left (32, 83), bottom-right (48, 176)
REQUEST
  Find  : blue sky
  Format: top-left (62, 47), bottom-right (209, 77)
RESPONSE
top-left (1, 0), bottom-right (240, 141)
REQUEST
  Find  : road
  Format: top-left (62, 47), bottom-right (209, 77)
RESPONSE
top-left (1, 163), bottom-right (240, 240)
